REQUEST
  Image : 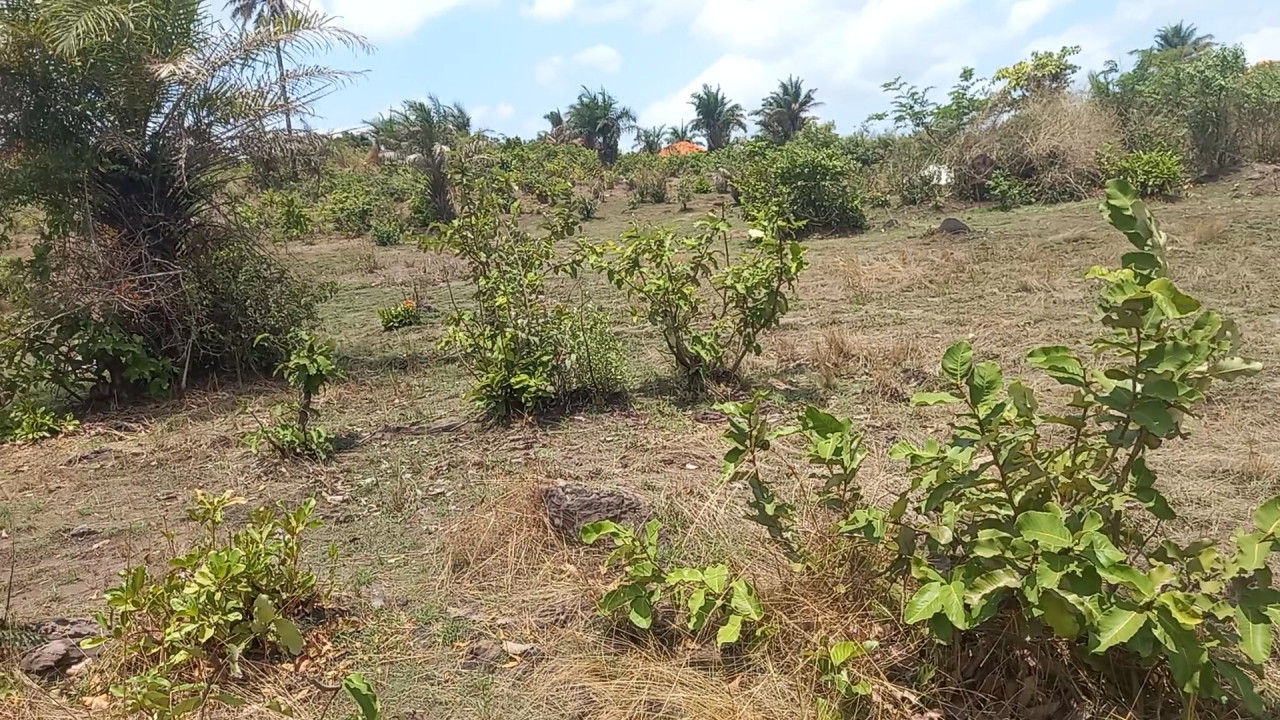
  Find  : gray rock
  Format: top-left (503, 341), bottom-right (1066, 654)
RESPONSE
top-left (937, 217), bottom-right (970, 235)
top-left (541, 483), bottom-right (650, 543)
top-left (38, 617), bottom-right (100, 640)
top-left (20, 639), bottom-right (86, 679)
top-left (67, 525), bottom-right (98, 540)
top-left (460, 638), bottom-right (508, 671)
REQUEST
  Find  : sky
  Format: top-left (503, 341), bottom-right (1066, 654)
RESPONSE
top-left (299, 0), bottom-right (1280, 140)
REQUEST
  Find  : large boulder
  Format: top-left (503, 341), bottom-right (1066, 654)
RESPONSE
top-left (541, 483), bottom-right (650, 543)
top-left (937, 217), bottom-right (971, 236)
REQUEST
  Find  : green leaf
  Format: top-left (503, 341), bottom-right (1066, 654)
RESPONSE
top-left (1213, 660), bottom-right (1265, 716)
top-left (580, 520), bottom-right (622, 545)
top-left (253, 594), bottom-right (278, 625)
top-left (1254, 496), bottom-right (1280, 537)
top-left (272, 618), bottom-right (304, 655)
top-left (941, 341), bottom-right (973, 383)
top-left (171, 697), bottom-right (204, 716)
top-left (1038, 590), bottom-right (1082, 639)
top-left (1097, 563), bottom-right (1156, 600)
top-left (1026, 346), bottom-right (1085, 386)
top-left (904, 582), bottom-right (945, 624)
top-left (1016, 510), bottom-right (1072, 550)
top-left (665, 567), bottom-right (704, 584)
top-left (938, 581), bottom-right (968, 629)
top-left (629, 595), bottom-right (654, 629)
top-left (342, 673), bottom-right (382, 720)
top-left (910, 391), bottom-right (961, 407)
top-left (967, 361), bottom-right (1003, 408)
top-left (716, 614), bottom-right (744, 646)
top-left (701, 564), bottom-right (729, 594)
top-left (1130, 399), bottom-right (1177, 437)
top-left (1208, 357), bottom-right (1263, 381)
top-left (1236, 605), bottom-right (1273, 665)
top-left (1235, 533), bottom-right (1273, 572)
top-left (828, 641), bottom-right (863, 667)
top-left (964, 568), bottom-right (1020, 606)
top-left (729, 579), bottom-right (764, 621)
top-left (1091, 606), bottom-right (1148, 653)
top-left (1008, 380), bottom-right (1038, 417)
top-left (1147, 277), bottom-right (1201, 319)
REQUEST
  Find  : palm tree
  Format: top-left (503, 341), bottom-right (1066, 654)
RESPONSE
top-left (1154, 21), bottom-right (1214, 53)
top-left (226, 0), bottom-right (298, 140)
top-left (566, 86), bottom-right (636, 165)
top-left (688, 84), bottom-right (746, 151)
top-left (634, 125), bottom-right (666, 154)
top-left (367, 95), bottom-right (471, 222)
top-left (665, 121), bottom-right (696, 145)
top-left (753, 76), bottom-right (822, 143)
top-left (538, 108), bottom-right (579, 145)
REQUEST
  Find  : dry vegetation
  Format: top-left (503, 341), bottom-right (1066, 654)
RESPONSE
top-left (5, 176), bottom-right (1280, 718)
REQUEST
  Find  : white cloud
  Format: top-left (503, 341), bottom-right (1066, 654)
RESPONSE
top-left (319, 0), bottom-right (482, 41)
top-left (523, 0), bottom-right (575, 20)
top-left (573, 44), bottom-right (623, 73)
top-left (640, 54), bottom-right (774, 129)
top-left (535, 44), bottom-right (622, 84)
top-left (1241, 27), bottom-right (1280, 62)
top-left (1005, 0), bottom-right (1062, 34)
top-left (472, 103), bottom-right (516, 126)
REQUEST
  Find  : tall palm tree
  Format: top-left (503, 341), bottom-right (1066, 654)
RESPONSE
top-left (225, 0), bottom-right (297, 140)
top-left (1153, 21), bottom-right (1214, 53)
top-left (753, 76), bottom-right (822, 144)
top-left (538, 108), bottom-right (579, 145)
top-left (367, 95), bottom-right (471, 222)
top-left (665, 121), bottom-right (696, 145)
top-left (688, 84), bottom-right (746, 151)
top-left (634, 125), bottom-right (666, 154)
top-left (566, 86), bottom-right (636, 165)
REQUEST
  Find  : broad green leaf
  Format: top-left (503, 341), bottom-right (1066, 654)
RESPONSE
top-left (342, 673), bottom-right (382, 720)
top-left (967, 361), bottom-right (1003, 408)
top-left (716, 614), bottom-right (744, 646)
top-left (1008, 380), bottom-right (1038, 417)
top-left (938, 581), bottom-right (968, 630)
top-left (964, 568), bottom-right (1020, 606)
top-left (1235, 533), bottom-right (1273, 572)
top-left (730, 579), bottom-right (765, 621)
top-left (272, 618), bottom-right (304, 655)
top-left (1077, 531), bottom-right (1125, 568)
top-left (1038, 590), bottom-right (1082, 639)
top-left (941, 341), bottom-right (973, 383)
top-left (1150, 608), bottom-right (1207, 694)
top-left (665, 567), bottom-right (703, 584)
top-left (910, 391), bottom-right (962, 407)
top-left (1026, 345), bottom-right (1085, 386)
top-left (629, 595), bottom-right (654, 629)
top-left (1130, 399), bottom-right (1177, 437)
top-left (1016, 510), bottom-right (1072, 550)
top-left (1213, 660), bottom-right (1265, 716)
top-left (253, 594), bottom-right (277, 625)
top-left (828, 640), bottom-right (864, 667)
top-left (1091, 606), bottom-right (1148, 653)
top-left (1236, 606), bottom-right (1273, 665)
top-left (687, 587), bottom-right (710, 630)
top-left (580, 521), bottom-right (622, 545)
top-left (1098, 563), bottom-right (1156, 600)
top-left (1254, 495), bottom-right (1280, 537)
top-left (1208, 357), bottom-right (1263, 381)
top-left (904, 582), bottom-right (945, 624)
top-left (171, 697), bottom-right (204, 716)
top-left (701, 564), bottom-right (729, 594)
top-left (1147, 278), bottom-right (1201, 318)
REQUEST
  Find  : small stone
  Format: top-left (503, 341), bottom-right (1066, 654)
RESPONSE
top-left (38, 618), bottom-right (101, 640)
top-left (21, 639), bottom-right (86, 679)
top-left (67, 525), bottom-right (98, 540)
top-left (460, 638), bottom-right (508, 671)
top-left (541, 483), bottom-right (650, 544)
top-left (683, 463), bottom-right (698, 470)
top-left (937, 217), bottom-right (970, 235)
top-left (502, 641), bottom-right (536, 656)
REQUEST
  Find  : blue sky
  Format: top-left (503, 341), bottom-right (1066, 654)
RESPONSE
top-left (301, 0), bottom-right (1280, 140)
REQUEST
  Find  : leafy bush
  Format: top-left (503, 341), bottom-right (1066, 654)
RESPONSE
top-left (0, 399), bottom-right (78, 443)
top-left (691, 174), bottom-right (713, 194)
top-left (259, 189), bottom-right (313, 243)
top-left (320, 169), bottom-right (379, 236)
top-left (92, 491), bottom-right (322, 718)
top-left (628, 166), bottom-right (669, 205)
top-left (590, 213), bottom-right (806, 388)
top-left (1101, 148), bottom-right (1184, 197)
top-left (247, 331), bottom-right (343, 460)
top-left (985, 169), bottom-right (1034, 210)
top-left (720, 181), bottom-right (1279, 717)
top-left (731, 139), bottom-right (866, 235)
top-left (676, 176), bottom-right (695, 211)
top-left (371, 213), bottom-right (407, 246)
top-left (378, 299), bottom-right (426, 331)
top-left (434, 164), bottom-right (627, 416)
top-left (583, 520), bottom-right (764, 644)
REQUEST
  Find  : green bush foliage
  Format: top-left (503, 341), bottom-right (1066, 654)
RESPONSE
top-left (719, 181), bottom-right (1278, 717)
top-left (319, 169), bottom-right (379, 236)
top-left (628, 166), bottom-right (669, 205)
top-left (377, 299), bottom-right (426, 331)
top-left (247, 331), bottom-right (343, 460)
top-left (731, 138), bottom-right (866, 235)
top-left (92, 491), bottom-right (322, 718)
top-left (1101, 148), bottom-right (1184, 197)
top-left (985, 169), bottom-right (1034, 210)
top-left (433, 164), bottom-right (627, 416)
top-left (583, 520), bottom-right (765, 644)
top-left (589, 213), bottom-right (807, 388)
top-left (371, 213), bottom-right (407, 246)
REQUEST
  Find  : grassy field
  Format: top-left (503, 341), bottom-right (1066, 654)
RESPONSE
top-left (6, 176), bottom-right (1280, 718)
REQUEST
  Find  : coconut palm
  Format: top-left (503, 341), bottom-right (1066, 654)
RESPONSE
top-left (567, 86), bottom-right (636, 165)
top-left (366, 95), bottom-right (471, 222)
top-left (665, 121), bottom-right (696, 145)
top-left (753, 76), bottom-right (822, 143)
top-left (634, 125), bottom-right (666, 154)
top-left (225, 0), bottom-right (299, 140)
top-left (0, 0), bottom-right (366, 371)
top-left (689, 84), bottom-right (746, 151)
top-left (538, 108), bottom-right (580, 145)
top-left (1154, 21), bottom-right (1214, 53)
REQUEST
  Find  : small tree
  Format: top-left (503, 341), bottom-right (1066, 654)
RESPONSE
top-left (690, 84), bottom-right (747, 151)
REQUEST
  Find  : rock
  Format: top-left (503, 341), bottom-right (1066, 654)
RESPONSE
top-left (691, 409), bottom-right (726, 425)
top-left (541, 483), bottom-right (650, 543)
top-left (20, 639), bottom-right (86, 679)
top-left (502, 641), bottom-right (536, 656)
top-left (38, 618), bottom-right (100, 641)
top-left (460, 638), bottom-right (508, 671)
top-left (937, 217), bottom-right (970, 236)
top-left (67, 525), bottom-right (98, 540)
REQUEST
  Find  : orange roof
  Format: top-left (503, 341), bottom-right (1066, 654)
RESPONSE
top-left (659, 141), bottom-right (706, 157)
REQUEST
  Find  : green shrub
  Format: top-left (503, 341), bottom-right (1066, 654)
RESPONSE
top-left (319, 169), bottom-right (378, 236)
top-left (434, 164), bottom-right (628, 416)
top-left (732, 139), bottom-right (866, 235)
top-left (691, 174), bottom-right (713, 194)
top-left (92, 490), bottom-right (322, 718)
top-left (1101, 148), bottom-right (1183, 197)
top-left (720, 181), bottom-right (1279, 717)
top-left (247, 331), bottom-right (343, 460)
top-left (583, 519), bottom-right (764, 644)
top-left (628, 166), bottom-right (668, 205)
top-left (590, 213), bottom-right (807, 388)
top-left (259, 189), bottom-right (313, 243)
top-left (371, 214), bottom-right (407, 246)
top-left (0, 399), bottom-right (78, 443)
top-left (985, 169), bottom-right (1034, 210)
top-left (377, 299), bottom-right (425, 331)
top-left (676, 176), bottom-right (695, 211)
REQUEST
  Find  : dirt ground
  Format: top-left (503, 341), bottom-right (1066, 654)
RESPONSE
top-left (4, 178), bottom-right (1280, 718)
